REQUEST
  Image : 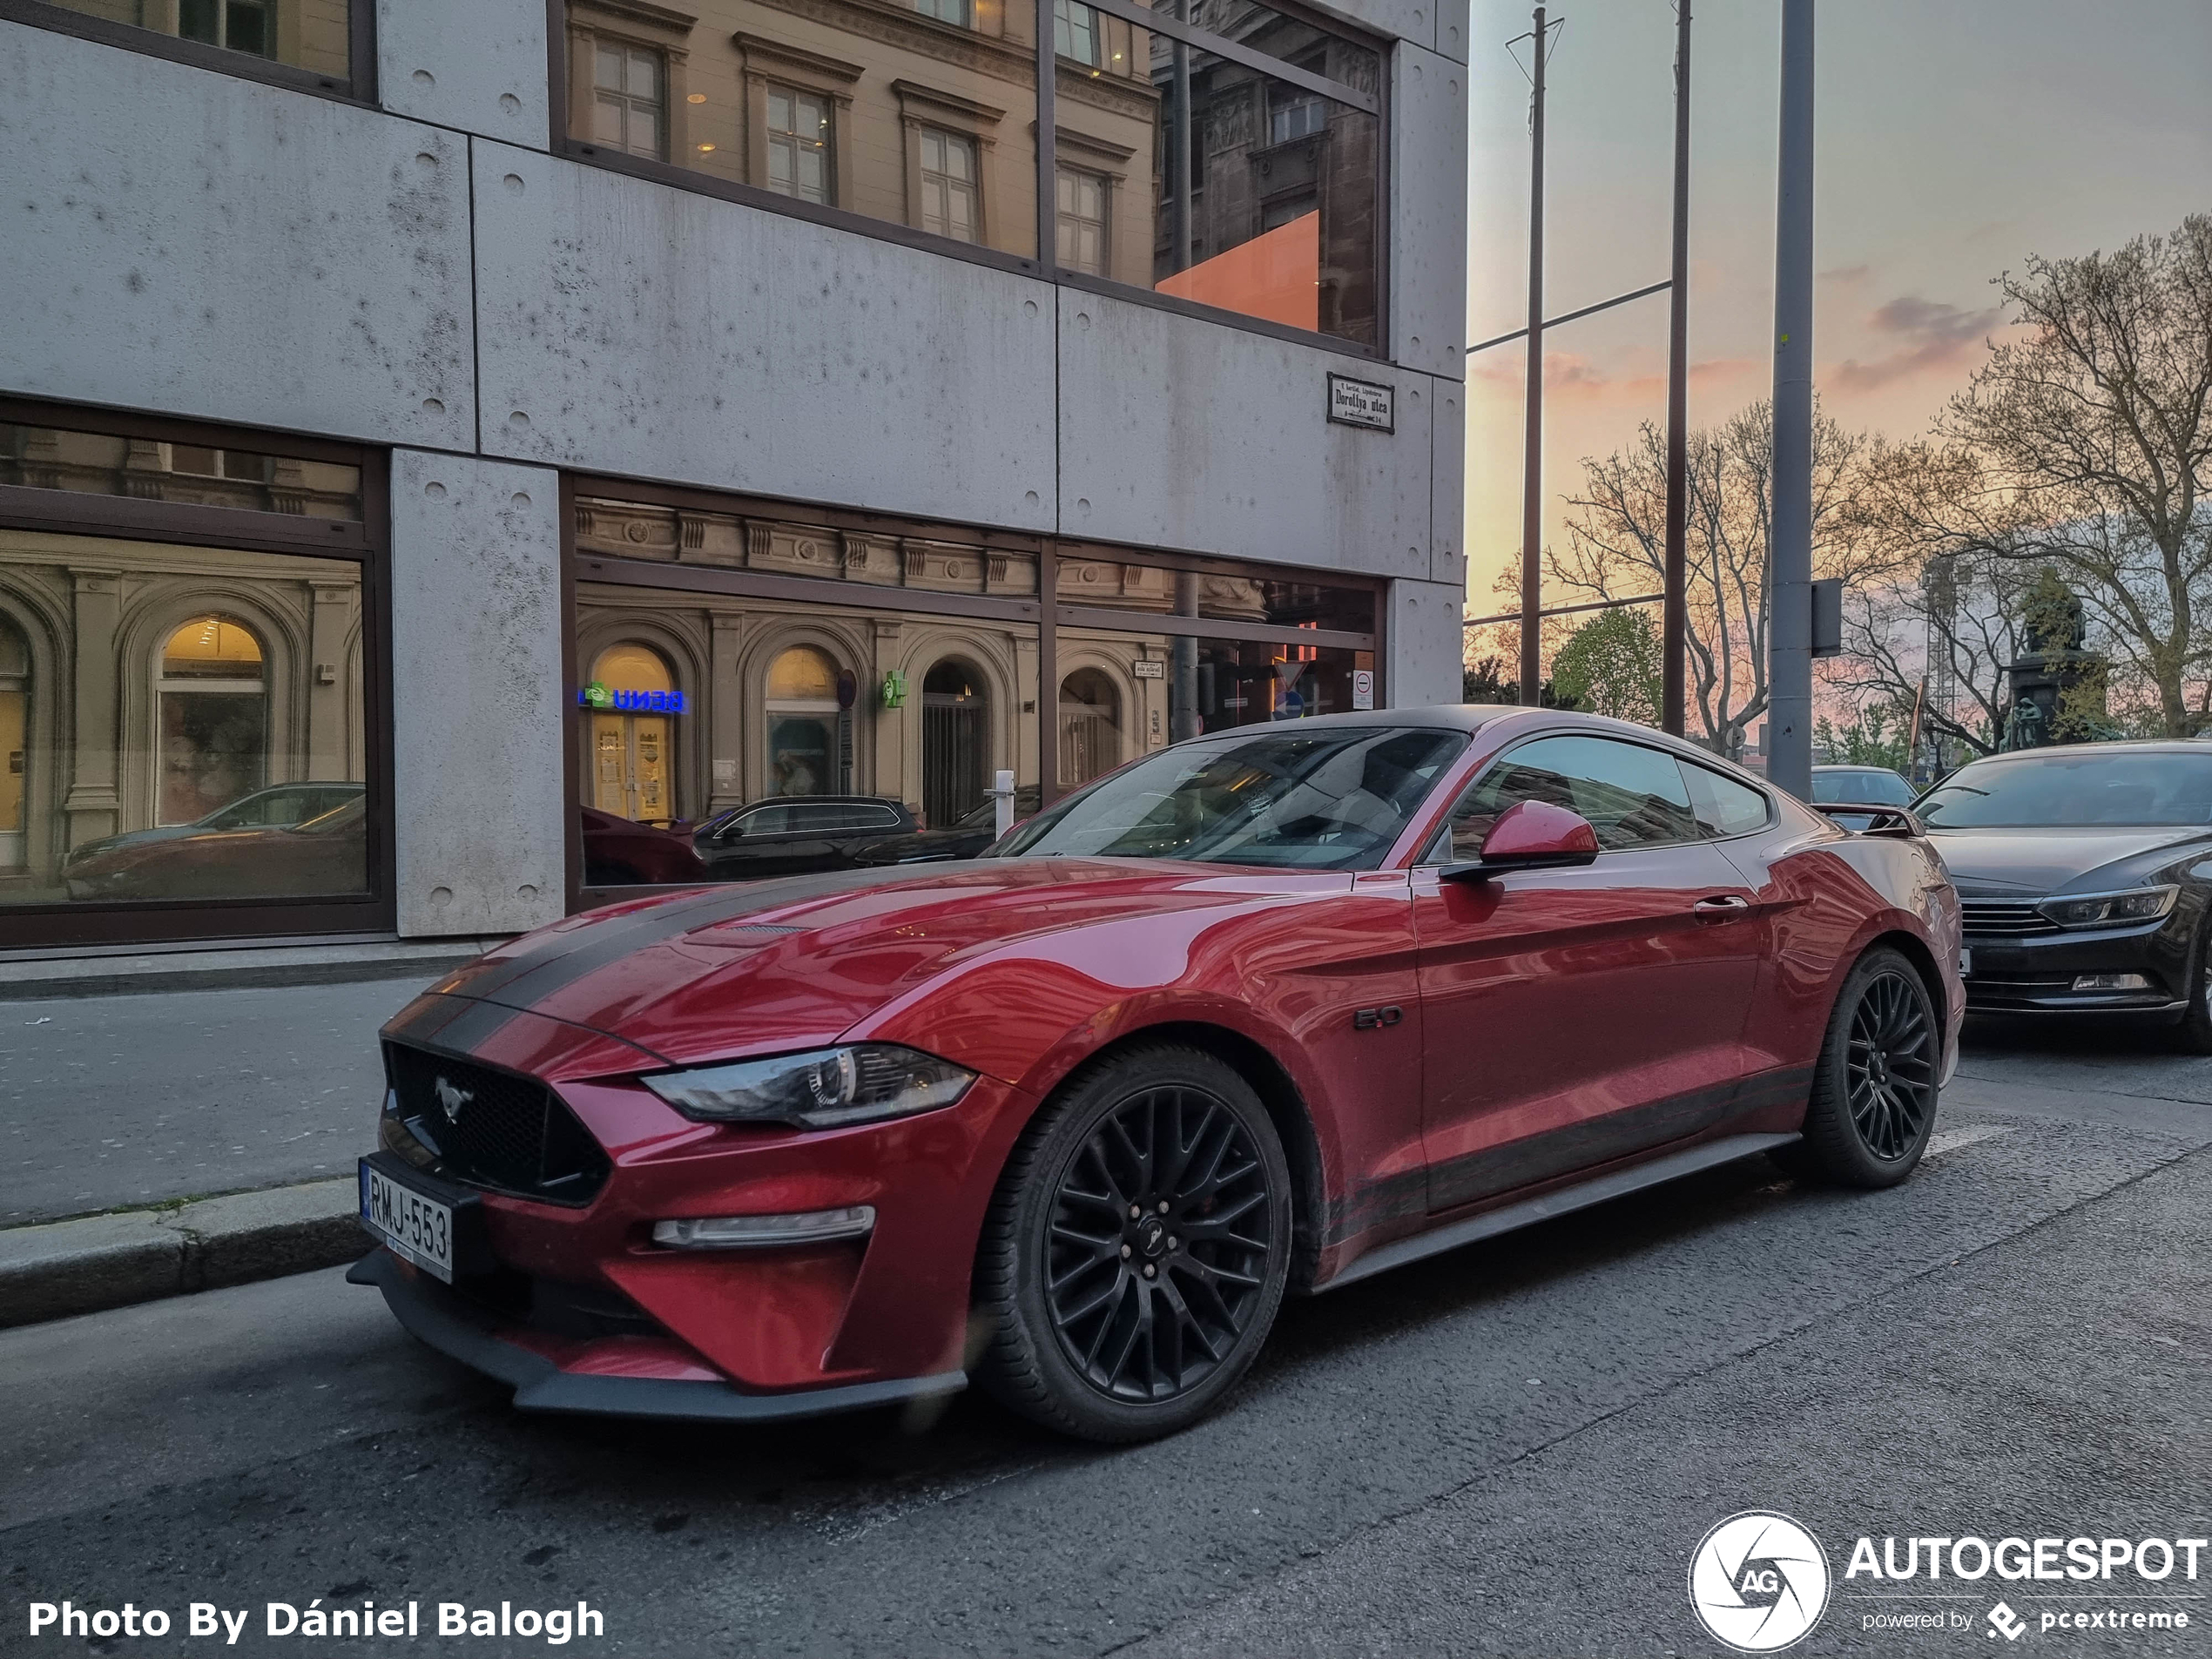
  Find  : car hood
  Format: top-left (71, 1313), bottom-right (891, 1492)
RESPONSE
top-left (1925, 826), bottom-right (2210, 894)
top-left (413, 859), bottom-right (1311, 1073)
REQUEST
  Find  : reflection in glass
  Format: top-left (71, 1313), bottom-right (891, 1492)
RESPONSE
top-left (588, 643), bottom-right (677, 821)
top-left (564, 0), bottom-right (1040, 258)
top-left (42, 0), bottom-right (352, 75)
top-left (0, 422), bottom-right (362, 520)
top-left (0, 530), bottom-right (368, 906)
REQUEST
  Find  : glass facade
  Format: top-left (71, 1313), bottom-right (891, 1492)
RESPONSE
top-left (556, 0), bottom-right (1381, 346)
top-left (563, 0), bottom-right (1042, 260)
top-left (37, 0), bottom-right (353, 78)
top-left (570, 489), bottom-right (1379, 887)
top-left (0, 530), bottom-right (368, 907)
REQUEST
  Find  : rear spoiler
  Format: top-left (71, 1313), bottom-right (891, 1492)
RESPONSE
top-left (1816, 803), bottom-right (1926, 839)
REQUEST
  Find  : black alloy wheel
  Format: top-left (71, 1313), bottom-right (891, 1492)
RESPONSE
top-left (1844, 967), bottom-right (1937, 1160)
top-left (974, 1045), bottom-right (1292, 1442)
top-left (1789, 946), bottom-right (1940, 1188)
top-left (1044, 1085), bottom-right (1273, 1402)
top-left (2171, 921), bottom-right (2212, 1055)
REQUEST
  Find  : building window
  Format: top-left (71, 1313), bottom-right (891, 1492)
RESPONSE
top-left (765, 645), bottom-right (845, 796)
top-left (765, 86), bottom-right (833, 205)
top-left (1054, 0), bottom-right (1100, 65)
top-left (1268, 85), bottom-right (1327, 145)
top-left (584, 644), bottom-right (678, 823)
top-left (35, 0), bottom-right (354, 82)
top-left (915, 0), bottom-right (972, 24)
top-left (922, 658), bottom-right (989, 827)
top-left (593, 41), bottom-right (668, 160)
top-left (157, 617), bottom-right (267, 826)
top-left (1058, 668), bottom-right (1122, 788)
top-left (1056, 166), bottom-right (1109, 276)
top-left (915, 127), bottom-right (981, 244)
top-left (179, 0), bottom-right (273, 57)
top-left (0, 410), bottom-right (381, 945)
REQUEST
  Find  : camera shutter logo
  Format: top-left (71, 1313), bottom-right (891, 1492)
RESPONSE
top-left (1688, 1512), bottom-right (1831, 1652)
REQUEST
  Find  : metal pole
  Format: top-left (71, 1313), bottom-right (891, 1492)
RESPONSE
top-left (1661, 0), bottom-right (1691, 737)
top-left (1172, 0), bottom-right (1193, 276)
top-left (1766, 0), bottom-right (1815, 799)
top-left (1518, 5), bottom-right (1548, 705)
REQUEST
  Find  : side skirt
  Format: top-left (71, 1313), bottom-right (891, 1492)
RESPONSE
top-left (1316, 1131), bottom-right (1801, 1292)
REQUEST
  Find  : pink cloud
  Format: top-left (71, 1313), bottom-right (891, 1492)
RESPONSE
top-left (1829, 293), bottom-right (2004, 394)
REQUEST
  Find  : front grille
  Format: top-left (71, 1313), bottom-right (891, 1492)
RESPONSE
top-left (383, 1042), bottom-right (611, 1205)
top-left (1959, 900), bottom-right (2060, 938)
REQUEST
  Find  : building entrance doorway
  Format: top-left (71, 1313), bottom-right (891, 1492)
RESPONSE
top-left (587, 643), bottom-right (676, 821)
top-left (922, 658), bottom-right (988, 827)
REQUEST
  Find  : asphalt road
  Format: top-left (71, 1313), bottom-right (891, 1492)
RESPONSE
top-left (2, 1022), bottom-right (2205, 1657)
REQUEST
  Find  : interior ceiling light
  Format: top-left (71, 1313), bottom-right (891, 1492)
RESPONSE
top-left (687, 92), bottom-right (706, 103)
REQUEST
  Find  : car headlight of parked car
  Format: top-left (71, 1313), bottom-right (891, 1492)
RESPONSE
top-left (2036, 885), bottom-right (2179, 930)
top-left (643, 1044), bottom-right (975, 1129)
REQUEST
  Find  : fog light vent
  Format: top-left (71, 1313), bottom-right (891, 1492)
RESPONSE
top-left (651, 1207), bottom-right (875, 1250)
top-left (2071, 973), bottom-right (2151, 992)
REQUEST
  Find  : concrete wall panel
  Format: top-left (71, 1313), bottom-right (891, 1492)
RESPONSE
top-left (1433, 0), bottom-right (1468, 63)
top-left (1306, 0), bottom-right (1433, 52)
top-left (1392, 45), bottom-right (1469, 379)
top-left (0, 23), bottom-right (475, 451)
top-left (470, 143), bottom-right (1058, 530)
top-left (388, 451), bottom-right (565, 937)
top-left (1057, 293), bottom-right (1433, 580)
top-left (1430, 373), bottom-right (1467, 589)
top-left (1389, 577), bottom-right (1465, 708)
top-left (376, 0), bottom-right (550, 148)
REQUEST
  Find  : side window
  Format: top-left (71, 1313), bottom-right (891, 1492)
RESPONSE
top-left (733, 806), bottom-right (790, 836)
top-left (1680, 761), bottom-right (1773, 840)
top-left (1429, 735), bottom-right (1699, 860)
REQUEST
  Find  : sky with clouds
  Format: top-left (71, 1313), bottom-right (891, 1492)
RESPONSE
top-left (1459, 0), bottom-right (2212, 622)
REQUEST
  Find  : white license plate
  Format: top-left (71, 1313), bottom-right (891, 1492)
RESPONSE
top-left (361, 1163), bottom-right (455, 1282)
top-left (1959, 948), bottom-right (1973, 978)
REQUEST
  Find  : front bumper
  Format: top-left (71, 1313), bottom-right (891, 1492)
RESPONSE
top-left (350, 1249), bottom-right (963, 1421)
top-left (1962, 914), bottom-right (2194, 1015)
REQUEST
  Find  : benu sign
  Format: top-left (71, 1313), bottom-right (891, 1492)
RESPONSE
top-left (1327, 374), bottom-right (1394, 432)
top-left (579, 682), bottom-right (686, 713)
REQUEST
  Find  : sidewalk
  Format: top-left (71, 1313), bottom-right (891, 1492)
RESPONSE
top-left (1, 972), bottom-right (442, 1228)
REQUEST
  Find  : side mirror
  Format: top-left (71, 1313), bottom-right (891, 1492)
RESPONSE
top-left (1439, 799), bottom-right (1602, 882)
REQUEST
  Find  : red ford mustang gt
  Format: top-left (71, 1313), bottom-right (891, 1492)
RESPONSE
top-left (354, 708), bottom-right (1962, 1442)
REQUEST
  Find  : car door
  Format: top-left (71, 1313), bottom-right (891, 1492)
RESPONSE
top-left (1412, 733), bottom-right (1766, 1213)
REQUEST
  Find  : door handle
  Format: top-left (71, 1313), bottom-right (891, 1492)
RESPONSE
top-left (1691, 894), bottom-right (1751, 918)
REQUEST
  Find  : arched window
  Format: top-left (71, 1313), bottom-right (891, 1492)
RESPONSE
top-left (1059, 667), bottom-right (1122, 788)
top-left (922, 658), bottom-right (988, 827)
top-left (0, 616), bottom-right (27, 870)
top-left (765, 645), bottom-right (843, 797)
top-left (157, 616), bottom-right (266, 825)
top-left (585, 643), bottom-right (678, 821)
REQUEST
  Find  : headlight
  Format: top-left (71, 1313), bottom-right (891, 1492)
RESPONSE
top-left (2036, 885), bottom-right (2179, 930)
top-left (642, 1044), bottom-right (975, 1128)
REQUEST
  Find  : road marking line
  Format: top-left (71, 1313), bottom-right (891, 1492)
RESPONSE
top-left (1924, 1123), bottom-right (2014, 1158)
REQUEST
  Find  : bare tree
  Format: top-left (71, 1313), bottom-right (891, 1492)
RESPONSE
top-left (1856, 213), bottom-right (2212, 736)
top-left (1548, 401), bottom-right (1870, 759)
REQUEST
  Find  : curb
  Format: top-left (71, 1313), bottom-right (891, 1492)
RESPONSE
top-left (0, 1179), bottom-right (364, 1328)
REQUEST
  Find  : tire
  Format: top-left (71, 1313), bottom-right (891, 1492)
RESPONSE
top-left (1790, 947), bottom-right (1941, 1188)
top-left (2168, 921), bottom-right (2212, 1055)
top-left (974, 1044), bottom-right (1292, 1443)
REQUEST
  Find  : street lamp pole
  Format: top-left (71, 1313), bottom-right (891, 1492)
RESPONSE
top-left (1518, 3), bottom-right (1549, 706)
top-left (1661, 0), bottom-right (1691, 737)
top-left (1767, 0), bottom-right (1815, 796)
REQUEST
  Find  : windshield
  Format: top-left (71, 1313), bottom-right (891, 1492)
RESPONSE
top-left (994, 726), bottom-right (1467, 870)
top-left (1917, 752), bottom-right (2212, 828)
top-left (1812, 769), bottom-right (1915, 806)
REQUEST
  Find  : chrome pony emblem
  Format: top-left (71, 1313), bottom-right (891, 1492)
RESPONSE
top-left (433, 1076), bottom-right (474, 1125)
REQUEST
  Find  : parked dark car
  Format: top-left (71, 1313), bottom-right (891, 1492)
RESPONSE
top-left (691, 795), bottom-right (918, 880)
top-left (580, 807), bottom-right (707, 887)
top-left (63, 781), bottom-right (365, 869)
top-left (65, 795), bottom-right (368, 900)
top-left (852, 786), bottom-right (1042, 867)
top-left (1811, 765), bottom-right (1917, 807)
top-left (1916, 740), bottom-right (2212, 1049)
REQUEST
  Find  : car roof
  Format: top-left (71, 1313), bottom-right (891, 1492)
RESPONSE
top-left (1948, 739), bottom-right (2212, 765)
top-left (1814, 764), bottom-right (1898, 772)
